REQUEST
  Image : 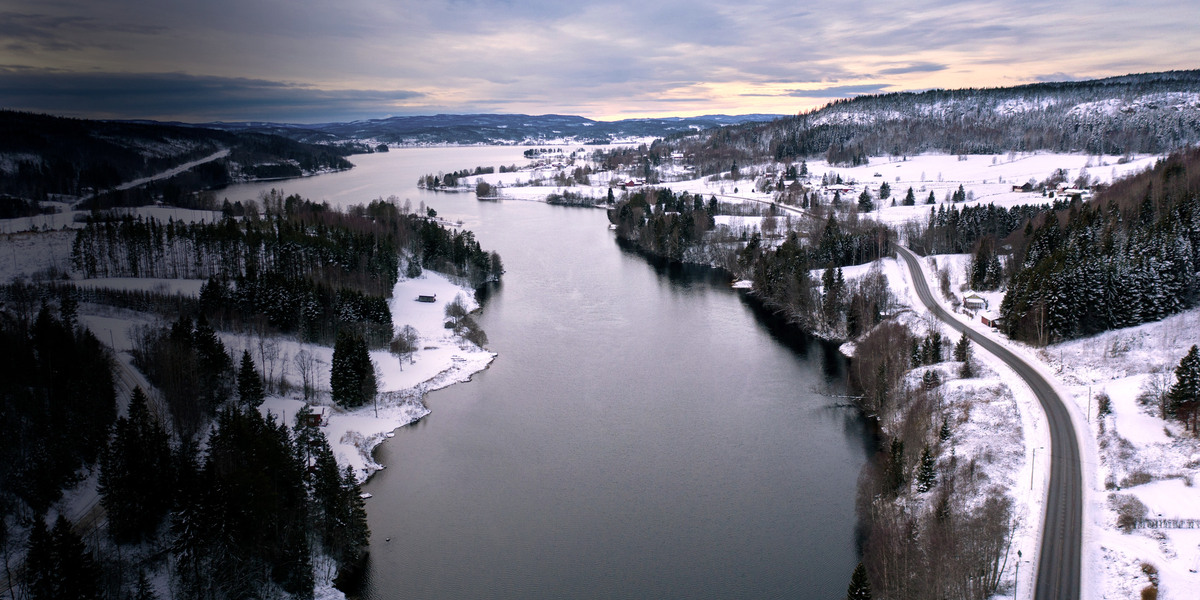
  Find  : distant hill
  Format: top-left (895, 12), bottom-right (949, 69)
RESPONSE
top-left (0, 111), bottom-right (356, 201)
top-left (683, 70), bottom-right (1200, 165)
top-left (203, 113), bottom-right (787, 146)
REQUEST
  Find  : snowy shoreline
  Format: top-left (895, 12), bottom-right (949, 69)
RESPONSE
top-left (258, 269), bottom-right (495, 483)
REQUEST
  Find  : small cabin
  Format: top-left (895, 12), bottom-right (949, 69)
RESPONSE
top-left (302, 405), bottom-right (330, 428)
top-left (416, 294), bottom-right (437, 303)
top-left (963, 294), bottom-right (988, 311)
top-left (981, 311), bottom-right (1001, 328)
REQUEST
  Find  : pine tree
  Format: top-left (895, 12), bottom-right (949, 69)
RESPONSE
top-left (24, 517), bottom-right (55, 600)
top-left (26, 516), bottom-right (101, 600)
top-left (903, 186), bottom-right (915, 206)
top-left (99, 387), bottom-right (175, 544)
top-left (879, 181), bottom-right (891, 200)
top-left (858, 189), bottom-right (874, 212)
top-left (331, 330), bottom-right (361, 408)
top-left (916, 445), bottom-right (937, 492)
top-left (954, 332), bottom-right (971, 362)
top-left (939, 418), bottom-right (952, 442)
top-left (927, 191), bottom-right (936, 204)
top-left (238, 349), bottom-right (265, 407)
top-left (846, 562), bottom-right (872, 600)
top-left (1168, 345), bottom-right (1200, 430)
top-left (922, 369), bottom-right (942, 389)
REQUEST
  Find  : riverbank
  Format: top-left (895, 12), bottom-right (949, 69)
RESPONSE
top-left (258, 269), bottom-right (495, 482)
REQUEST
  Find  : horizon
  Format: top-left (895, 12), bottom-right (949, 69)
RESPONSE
top-left (1, 0), bottom-right (1196, 123)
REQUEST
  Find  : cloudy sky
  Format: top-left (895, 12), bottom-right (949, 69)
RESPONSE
top-left (1, 0), bottom-right (1196, 123)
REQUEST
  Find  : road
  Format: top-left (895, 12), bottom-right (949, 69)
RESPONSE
top-left (893, 244), bottom-right (1082, 600)
top-left (115, 148), bottom-right (230, 191)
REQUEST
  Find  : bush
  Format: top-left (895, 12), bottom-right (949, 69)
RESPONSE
top-left (1111, 494), bottom-right (1147, 532)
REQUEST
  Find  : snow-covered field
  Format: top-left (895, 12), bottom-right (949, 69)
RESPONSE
top-left (466, 150), bottom-right (1161, 236)
top-left (1039, 309), bottom-right (1200, 599)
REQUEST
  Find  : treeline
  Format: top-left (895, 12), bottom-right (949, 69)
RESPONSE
top-left (904, 201), bottom-right (1067, 256)
top-left (608, 187), bottom-right (894, 338)
top-left (608, 187), bottom-right (717, 263)
top-left (999, 148), bottom-right (1200, 343)
top-left (848, 322), bottom-right (1015, 600)
top-left (0, 195), bottom-right (57, 219)
top-left (417, 165), bottom-right (495, 189)
top-left (614, 71), bottom-right (1200, 180)
top-left (70, 193), bottom-right (503, 344)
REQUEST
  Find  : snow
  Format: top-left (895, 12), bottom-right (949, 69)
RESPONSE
top-left (898, 246), bottom-right (1200, 598)
top-left (1035, 308), bottom-right (1200, 599)
top-left (114, 149), bottom-right (231, 191)
top-left (241, 270), bottom-right (494, 482)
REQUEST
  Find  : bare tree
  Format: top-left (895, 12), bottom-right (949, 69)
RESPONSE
top-left (293, 349), bottom-right (323, 401)
top-left (389, 325), bottom-right (420, 370)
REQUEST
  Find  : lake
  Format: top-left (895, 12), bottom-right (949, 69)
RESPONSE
top-left (220, 147), bottom-right (869, 599)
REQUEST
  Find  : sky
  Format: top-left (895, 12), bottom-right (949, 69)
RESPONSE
top-left (1, 0), bottom-right (1197, 124)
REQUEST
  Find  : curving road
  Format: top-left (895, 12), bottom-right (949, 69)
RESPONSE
top-left (894, 244), bottom-right (1081, 600)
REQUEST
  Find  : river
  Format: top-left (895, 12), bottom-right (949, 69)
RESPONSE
top-left (219, 147), bottom-right (870, 600)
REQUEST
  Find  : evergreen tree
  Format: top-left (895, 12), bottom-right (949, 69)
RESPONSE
top-left (879, 181), bottom-right (891, 200)
top-left (939, 418), bottom-right (952, 442)
top-left (132, 571), bottom-right (158, 600)
top-left (952, 184), bottom-right (966, 202)
top-left (237, 349), bottom-right (265, 407)
top-left (926, 190), bottom-right (936, 204)
top-left (99, 387), bottom-right (175, 544)
top-left (959, 358), bottom-right (974, 379)
top-left (922, 369), bottom-right (942, 388)
top-left (26, 515), bottom-right (101, 600)
top-left (858, 189), bottom-right (874, 212)
top-left (916, 445), bottom-right (937, 492)
top-left (331, 330), bottom-right (364, 408)
top-left (954, 331), bottom-right (971, 362)
top-left (1168, 345), bottom-right (1200, 430)
top-left (846, 562), bottom-right (872, 600)
top-left (903, 186), bottom-right (915, 206)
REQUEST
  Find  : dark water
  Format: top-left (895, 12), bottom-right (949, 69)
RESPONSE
top-left (221, 150), bottom-right (869, 600)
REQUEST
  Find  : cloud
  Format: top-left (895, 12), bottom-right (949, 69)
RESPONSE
top-left (0, 69), bottom-right (423, 123)
top-left (1, 0), bottom-right (1198, 120)
top-left (877, 62), bottom-right (948, 76)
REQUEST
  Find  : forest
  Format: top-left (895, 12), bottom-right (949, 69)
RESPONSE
top-left (0, 189), bottom-right (505, 598)
top-left (71, 192), bottom-right (503, 345)
top-left (998, 147), bottom-right (1200, 344)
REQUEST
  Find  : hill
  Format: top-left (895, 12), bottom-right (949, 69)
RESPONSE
top-left (204, 113), bottom-right (785, 146)
top-left (673, 70), bottom-right (1200, 169)
top-left (0, 111), bottom-right (357, 201)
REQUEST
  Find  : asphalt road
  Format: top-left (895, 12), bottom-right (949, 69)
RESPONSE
top-left (894, 244), bottom-right (1081, 600)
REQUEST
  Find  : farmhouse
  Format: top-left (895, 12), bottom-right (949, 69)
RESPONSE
top-left (963, 294), bottom-right (988, 311)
